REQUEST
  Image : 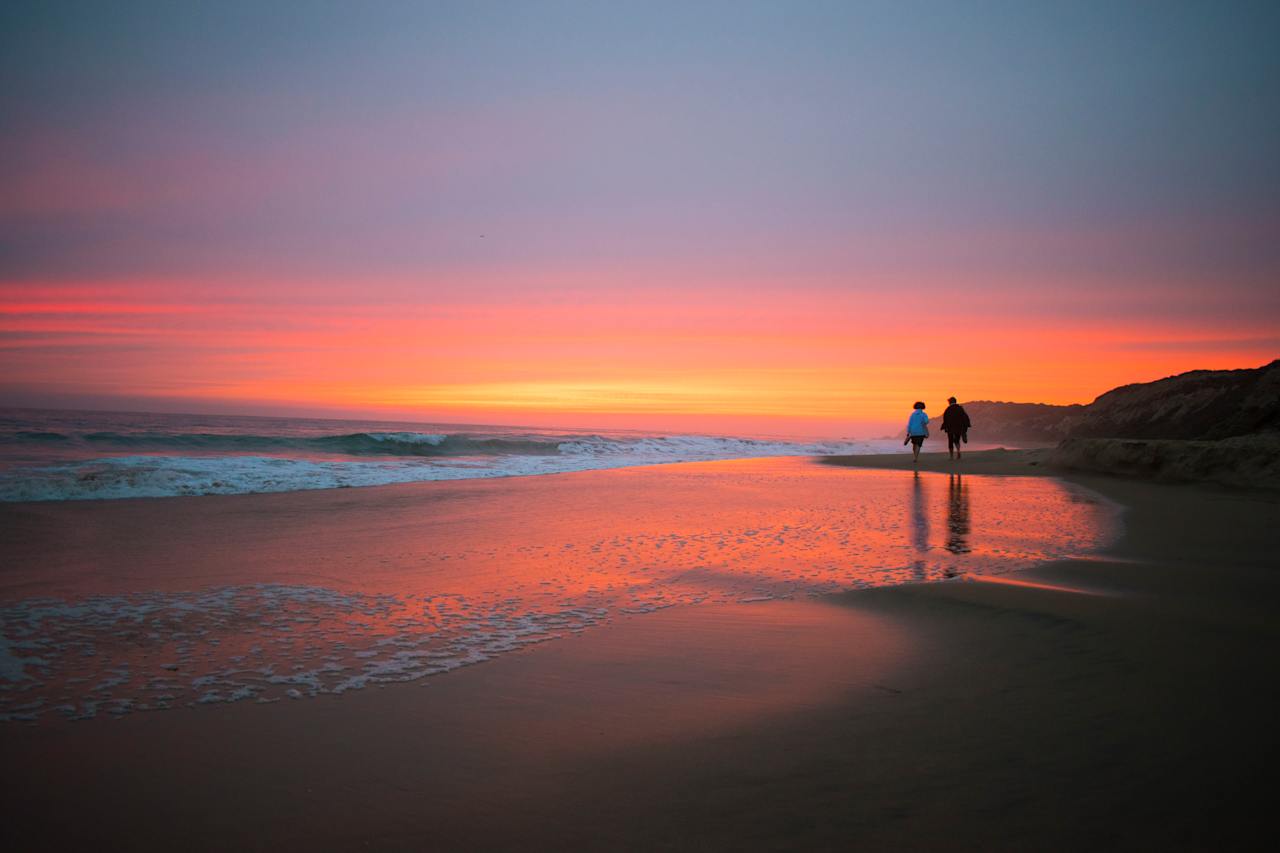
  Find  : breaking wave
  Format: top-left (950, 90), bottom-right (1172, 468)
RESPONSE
top-left (0, 429), bottom-right (896, 502)
top-left (63, 430), bottom-right (560, 457)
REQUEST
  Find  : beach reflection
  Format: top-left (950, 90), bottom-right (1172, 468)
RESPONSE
top-left (0, 458), bottom-right (1117, 722)
top-left (910, 472), bottom-right (929, 581)
top-left (946, 475), bottom-right (971, 556)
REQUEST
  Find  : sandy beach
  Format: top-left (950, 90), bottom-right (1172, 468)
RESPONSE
top-left (3, 451), bottom-right (1277, 851)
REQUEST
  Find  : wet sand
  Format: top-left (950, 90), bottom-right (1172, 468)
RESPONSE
top-left (4, 452), bottom-right (1278, 850)
top-left (820, 445), bottom-right (1057, 477)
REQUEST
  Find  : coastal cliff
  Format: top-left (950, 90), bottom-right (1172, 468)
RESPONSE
top-left (960, 360), bottom-right (1280, 487)
top-left (962, 359), bottom-right (1279, 444)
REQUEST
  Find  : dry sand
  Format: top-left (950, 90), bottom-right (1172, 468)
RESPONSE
top-left (3, 450), bottom-right (1278, 851)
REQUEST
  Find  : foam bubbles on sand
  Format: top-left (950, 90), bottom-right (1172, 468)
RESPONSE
top-left (0, 585), bottom-right (607, 721)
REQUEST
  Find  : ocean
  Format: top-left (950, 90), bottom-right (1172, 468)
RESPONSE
top-left (0, 408), bottom-right (897, 502)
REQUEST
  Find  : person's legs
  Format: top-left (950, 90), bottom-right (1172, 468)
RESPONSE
top-left (911, 436), bottom-right (922, 462)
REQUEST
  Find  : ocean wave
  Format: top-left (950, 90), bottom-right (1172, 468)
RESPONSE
top-left (2, 429), bottom-right (879, 461)
top-left (0, 435), bottom-right (897, 502)
top-left (6, 430), bottom-right (566, 458)
top-left (0, 455), bottom-right (494, 501)
top-left (12, 431), bottom-right (72, 442)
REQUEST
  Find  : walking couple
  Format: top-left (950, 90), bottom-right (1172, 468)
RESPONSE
top-left (903, 397), bottom-right (971, 463)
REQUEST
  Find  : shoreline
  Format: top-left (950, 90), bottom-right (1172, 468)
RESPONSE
top-left (3, 451), bottom-right (1277, 849)
top-left (820, 445), bottom-right (1057, 476)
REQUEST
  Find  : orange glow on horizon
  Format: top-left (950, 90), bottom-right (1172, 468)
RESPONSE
top-left (2, 277), bottom-right (1275, 434)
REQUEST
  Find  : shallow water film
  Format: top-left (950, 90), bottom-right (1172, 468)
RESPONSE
top-left (0, 460), bottom-right (1115, 722)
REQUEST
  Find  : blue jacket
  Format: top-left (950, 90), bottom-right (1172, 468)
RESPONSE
top-left (907, 410), bottom-right (929, 437)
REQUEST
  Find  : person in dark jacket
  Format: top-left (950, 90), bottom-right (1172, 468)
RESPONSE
top-left (941, 396), bottom-right (971, 460)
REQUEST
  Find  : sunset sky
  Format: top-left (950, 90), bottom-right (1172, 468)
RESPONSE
top-left (3, 1), bottom-right (1278, 436)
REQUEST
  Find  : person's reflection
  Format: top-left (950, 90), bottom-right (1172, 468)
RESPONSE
top-left (945, 474), bottom-right (971, 557)
top-left (910, 471), bottom-right (929, 581)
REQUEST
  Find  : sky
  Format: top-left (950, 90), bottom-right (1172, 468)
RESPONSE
top-left (2, 0), bottom-right (1278, 436)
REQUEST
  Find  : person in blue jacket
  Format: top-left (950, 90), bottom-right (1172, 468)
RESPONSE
top-left (904, 401), bottom-right (929, 463)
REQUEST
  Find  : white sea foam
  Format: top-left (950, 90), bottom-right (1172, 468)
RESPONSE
top-left (0, 437), bottom-right (899, 501)
top-left (364, 432), bottom-right (447, 445)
